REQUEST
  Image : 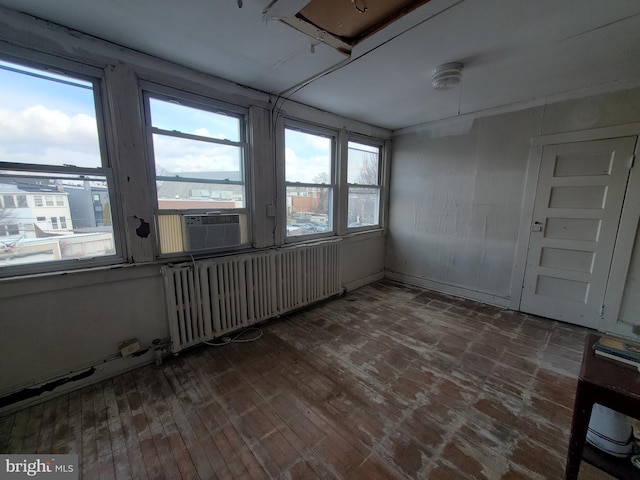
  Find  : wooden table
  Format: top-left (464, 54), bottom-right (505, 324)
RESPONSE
top-left (565, 334), bottom-right (640, 479)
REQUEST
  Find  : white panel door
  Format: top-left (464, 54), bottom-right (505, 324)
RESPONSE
top-left (520, 137), bottom-right (636, 328)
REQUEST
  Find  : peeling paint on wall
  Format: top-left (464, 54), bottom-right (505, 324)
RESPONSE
top-left (135, 217), bottom-right (151, 238)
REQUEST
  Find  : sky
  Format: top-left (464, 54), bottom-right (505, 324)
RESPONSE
top-left (0, 60), bottom-right (101, 168)
top-left (0, 59), bottom-right (375, 185)
top-left (285, 128), bottom-right (332, 184)
top-left (149, 98), bottom-right (242, 176)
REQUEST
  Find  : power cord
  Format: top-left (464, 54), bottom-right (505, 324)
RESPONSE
top-left (202, 327), bottom-right (263, 347)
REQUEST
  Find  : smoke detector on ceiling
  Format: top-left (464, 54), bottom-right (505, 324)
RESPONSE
top-left (432, 62), bottom-right (463, 90)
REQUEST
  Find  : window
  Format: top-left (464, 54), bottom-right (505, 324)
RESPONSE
top-left (284, 125), bottom-right (335, 238)
top-left (3, 196), bottom-right (15, 208)
top-left (347, 141), bottom-right (382, 229)
top-left (60, 216), bottom-right (67, 229)
top-left (36, 216), bottom-right (45, 222)
top-left (0, 57), bottom-right (119, 274)
top-left (143, 87), bottom-right (248, 254)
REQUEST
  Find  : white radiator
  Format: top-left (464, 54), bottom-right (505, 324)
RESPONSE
top-left (162, 240), bottom-right (341, 353)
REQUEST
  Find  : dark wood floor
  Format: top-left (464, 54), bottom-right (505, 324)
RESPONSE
top-left (0, 280), bottom-right (620, 479)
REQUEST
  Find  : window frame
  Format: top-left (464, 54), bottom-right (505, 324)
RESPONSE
top-left (0, 51), bottom-right (125, 278)
top-left (345, 135), bottom-right (385, 232)
top-left (283, 120), bottom-right (338, 243)
top-left (140, 82), bottom-right (251, 257)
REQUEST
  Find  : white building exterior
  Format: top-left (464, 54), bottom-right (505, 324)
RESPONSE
top-left (0, 183), bottom-right (73, 241)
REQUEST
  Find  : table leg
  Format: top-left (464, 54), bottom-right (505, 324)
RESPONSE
top-left (565, 380), bottom-right (594, 480)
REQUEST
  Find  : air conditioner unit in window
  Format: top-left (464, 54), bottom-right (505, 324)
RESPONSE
top-left (182, 213), bottom-right (241, 251)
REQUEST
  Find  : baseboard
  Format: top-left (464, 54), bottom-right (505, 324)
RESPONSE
top-left (343, 271), bottom-right (385, 292)
top-left (384, 270), bottom-right (511, 308)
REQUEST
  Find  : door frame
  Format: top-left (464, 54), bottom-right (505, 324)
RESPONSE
top-left (511, 123), bottom-right (640, 334)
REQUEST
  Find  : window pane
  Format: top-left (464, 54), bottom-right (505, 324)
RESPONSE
top-left (149, 98), bottom-right (240, 142)
top-left (0, 173), bottom-right (116, 268)
top-left (347, 141), bottom-right (379, 185)
top-left (286, 186), bottom-right (331, 236)
top-left (152, 134), bottom-right (244, 210)
top-left (152, 134), bottom-right (242, 179)
top-left (348, 186), bottom-right (380, 227)
top-left (3, 195), bottom-right (15, 208)
top-left (0, 60), bottom-right (102, 168)
top-left (156, 179), bottom-right (244, 210)
top-left (285, 129), bottom-right (332, 183)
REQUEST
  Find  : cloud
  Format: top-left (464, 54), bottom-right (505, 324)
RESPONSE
top-left (0, 105), bottom-right (101, 167)
top-left (153, 135), bottom-right (240, 173)
top-left (285, 147), bottom-right (331, 183)
top-left (193, 127), bottom-right (210, 137)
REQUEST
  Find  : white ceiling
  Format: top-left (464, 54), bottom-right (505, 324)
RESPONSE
top-left (0, 0), bottom-right (639, 130)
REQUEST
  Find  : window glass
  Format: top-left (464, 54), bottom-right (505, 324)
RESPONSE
top-left (286, 186), bottom-right (331, 236)
top-left (0, 60), bottom-right (100, 168)
top-left (285, 129), bottom-right (332, 184)
top-left (152, 135), bottom-right (243, 180)
top-left (3, 195), bottom-right (15, 208)
top-left (145, 90), bottom-right (248, 254)
top-left (146, 94), bottom-right (246, 213)
top-left (347, 141), bottom-right (382, 229)
top-left (285, 127), bottom-right (334, 238)
top-left (347, 142), bottom-right (379, 184)
top-left (149, 98), bottom-right (240, 142)
top-left (348, 187), bottom-right (380, 227)
top-left (0, 59), bottom-right (117, 272)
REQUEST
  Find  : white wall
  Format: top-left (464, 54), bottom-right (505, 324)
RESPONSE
top-left (0, 9), bottom-right (390, 411)
top-left (341, 231), bottom-right (386, 291)
top-left (0, 265), bottom-right (166, 396)
top-left (386, 108), bottom-right (542, 306)
top-left (387, 87), bottom-right (640, 322)
top-left (619, 222), bottom-right (640, 329)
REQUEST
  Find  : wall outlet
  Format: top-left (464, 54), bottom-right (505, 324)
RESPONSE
top-left (266, 204), bottom-right (276, 217)
top-left (120, 339), bottom-right (141, 357)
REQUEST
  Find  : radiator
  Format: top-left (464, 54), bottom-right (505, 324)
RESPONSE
top-left (162, 240), bottom-right (341, 353)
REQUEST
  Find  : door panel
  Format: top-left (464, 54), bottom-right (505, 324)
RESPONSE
top-left (520, 136), bottom-right (635, 328)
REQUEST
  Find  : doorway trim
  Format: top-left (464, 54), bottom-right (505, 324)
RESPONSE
top-left (510, 123), bottom-right (640, 333)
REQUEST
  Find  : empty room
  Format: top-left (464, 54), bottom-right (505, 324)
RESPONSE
top-left (1, 0), bottom-right (640, 479)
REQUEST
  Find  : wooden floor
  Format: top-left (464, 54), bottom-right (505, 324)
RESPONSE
top-left (0, 280), bottom-right (621, 479)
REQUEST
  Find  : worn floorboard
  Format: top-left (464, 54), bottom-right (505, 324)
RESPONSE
top-left (0, 280), bottom-right (622, 479)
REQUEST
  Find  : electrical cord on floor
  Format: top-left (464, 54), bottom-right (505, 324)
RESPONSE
top-left (202, 327), bottom-right (263, 346)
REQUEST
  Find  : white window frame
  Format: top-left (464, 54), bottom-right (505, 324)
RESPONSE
top-left (0, 51), bottom-right (125, 277)
top-left (283, 120), bottom-right (337, 242)
top-left (345, 135), bottom-right (384, 232)
top-left (140, 82), bottom-right (251, 256)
